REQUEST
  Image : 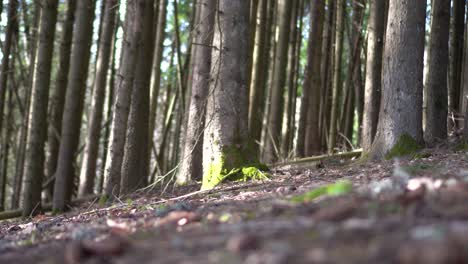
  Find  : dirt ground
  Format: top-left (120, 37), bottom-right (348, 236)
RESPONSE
top-left (0, 144), bottom-right (467, 264)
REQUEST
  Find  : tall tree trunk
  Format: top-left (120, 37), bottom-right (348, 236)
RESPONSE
top-left (297, 0), bottom-right (325, 157)
top-left (0, 79), bottom-right (13, 211)
top-left (78, 0), bottom-right (118, 197)
top-left (45, 0), bottom-right (76, 199)
top-left (280, 0), bottom-right (298, 159)
top-left (11, 2), bottom-right (38, 209)
top-left (53, 0), bottom-right (96, 211)
top-left (424, 0), bottom-right (450, 144)
top-left (149, 0), bottom-right (168, 163)
top-left (362, 0), bottom-right (387, 153)
top-left (369, 0), bottom-right (426, 159)
top-left (103, 0), bottom-right (145, 198)
top-left (202, 0), bottom-right (251, 190)
top-left (22, 0), bottom-right (59, 217)
top-left (177, 0), bottom-right (215, 184)
top-left (0, 0), bottom-right (18, 150)
top-left (120, 1), bottom-right (155, 194)
top-left (448, 0), bottom-right (465, 131)
top-left (328, 0), bottom-right (345, 153)
top-left (248, 0), bottom-right (269, 156)
top-left (319, 0), bottom-right (335, 152)
top-left (263, 0), bottom-right (292, 163)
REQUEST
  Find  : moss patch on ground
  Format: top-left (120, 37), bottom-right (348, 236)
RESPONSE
top-left (201, 146), bottom-right (269, 190)
top-left (290, 180), bottom-right (353, 203)
top-left (385, 134), bottom-right (422, 160)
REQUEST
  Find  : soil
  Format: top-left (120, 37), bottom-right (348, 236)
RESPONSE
top-left (0, 145), bottom-right (467, 264)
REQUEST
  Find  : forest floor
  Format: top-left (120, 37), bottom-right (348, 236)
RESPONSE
top-left (1, 141), bottom-right (468, 264)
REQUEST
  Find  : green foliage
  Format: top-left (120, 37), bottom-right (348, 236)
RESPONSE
top-left (385, 134), bottom-right (422, 159)
top-left (99, 195), bottom-right (109, 207)
top-left (291, 180), bottom-right (353, 203)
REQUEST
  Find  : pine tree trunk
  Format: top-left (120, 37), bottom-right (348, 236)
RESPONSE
top-left (202, 0), bottom-right (251, 190)
top-left (263, 0), bottom-right (292, 163)
top-left (0, 0), bottom-right (18, 150)
top-left (177, 0), bottom-right (215, 184)
top-left (369, 0), bottom-right (426, 159)
top-left (22, 0), bottom-right (59, 217)
top-left (78, 0), bottom-right (118, 197)
top-left (45, 0), bottom-right (76, 199)
top-left (149, 0), bottom-right (168, 162)
top-left (362, 0), bottom-right (387, 153)
top-left (53, 0), bottom-right (96, 211)
top-left (0, 86), bottom-right (13, 211)
top-left (424, 0), bottom-right (450, 144)
top-left (248, 0), bottom-right (269, 156)
top-left (448, 0), bottom-right (465, 131)
top-left (120, 2), bottom-right (155, 194)
top-left (328, 0), bottom-right (345, 154)
top-left (103, 0), bottom-right (145, 198)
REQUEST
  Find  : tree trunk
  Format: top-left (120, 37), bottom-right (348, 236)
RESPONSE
top-left (149, 0), bottom-right (168, 163)
top-left (53, 0), bottom-right (96, 211)
top-left (448, 0), bottom-right (465, 131)
top-left (0, 82), bottom-right (13, 211)
top-left (120, 1), bottom-right (155, 194)
top-left (362, 0), bottom-right (387, 153)
top-left (78, 0), bottom-right (118, 197)
top-left (424, 0), bottom-right (450, 144)
top-left (45, 0), bottom-right (76, 200)
top-left (0, 0), bottom-right (18, 151)
top-left (369, 0), bottom-right (426, 159)
top-left (248, 0), bottom-right (269, 156)
top-left (177, 0), bottom-right (215, 184)
top-left (328, 0), bottom-right (345, 154)
top-left (22, 0), bottom-right (59, 216)
top-left (202, 0), bottom-right (251, 190)
top-left (103, 0), bottom-right (145, 198)
top-left (263, 0), bottom-right (292, 163)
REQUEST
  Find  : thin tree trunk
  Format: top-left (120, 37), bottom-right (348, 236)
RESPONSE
top-left (120, 1), bottom-right (155, 194)
top-left (0, 82), bottom-right (13, 211)
top-left (45, 0), bottom-right (76, 198)
top-left (177, 0), bottom-right (215, 184)
top-left (53, 0), bottom-right (96, 211)
top-left (362, 0), bottom-right (387, 153)
top-left (248, 0), bottom-right (269, 156)
top-left (0, 0), bottom-right (18, 151)
top-left (103, 0), bottom-right (145, 198)
top-left (79, 0), bottom-right (118, 197)
top-left (448, 0), bottom-right (465, 131)
top-left (22, 0), bottom-right (59, 217)
top-left (263, 0), bottom-right (292, 163)
top-left (328, 0), bottom-right (345, 154)
top-left (148, 0), bottom-right (168, 163)
top-left (424, 0), bottom-right (450, 144)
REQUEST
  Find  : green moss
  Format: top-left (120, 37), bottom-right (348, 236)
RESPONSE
top-left (290, 180), bottom-right (353, 203)
top-left (201, 145), bottom-right (269, 190)
top-left (385, 133), bottom-right (422, 159)
top-left (99, 195), bottom-right (109, 207)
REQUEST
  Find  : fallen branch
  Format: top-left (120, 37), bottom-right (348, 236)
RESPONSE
top-left (273, 149), bottom-right (362, 167)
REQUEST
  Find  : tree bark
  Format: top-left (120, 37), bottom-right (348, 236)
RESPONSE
top-left (369, 0), bottom-right (426, 159)
top-left (362, 0), bottom-right (387, 153)
top-left (22, 0), bottom-right (59, 217)
top-left (78, 0), bottom-right (118, 197)
top-left (120, 1), bottom-right (155, 194)
top-left (103, 0), bottom-right (145, 198)
top-left (448, 0), bottom-right (465, 131)
top-left (263, 0), bottom-right (292, 163)
top-left (248, 0), bottom-right (269, 156)
top-left (45, 0), bottom-right (76, 200)
top-left (424, 0), bottom-right (450, 144)
top-left (327, 0), bottom-right (345, 154)
top-left (177, 0), bottom-right (215, 184)
top-left (202, 0), bottom-right (251, 190)
top-left (53, 0), bottom-right (96, 211)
